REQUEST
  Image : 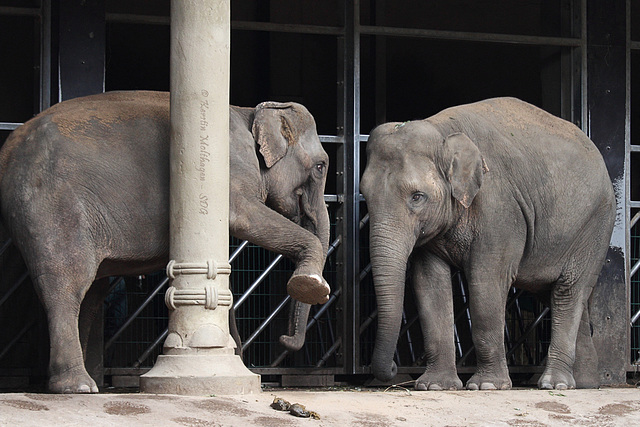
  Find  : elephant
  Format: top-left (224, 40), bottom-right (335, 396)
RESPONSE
top-left (0, 90), bottom-right (331, 393)
top-left (360, 97), bottom-right (616, 391)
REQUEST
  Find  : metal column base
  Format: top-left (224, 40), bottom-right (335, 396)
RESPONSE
top-left (139, 350), bottom-right (261, 395)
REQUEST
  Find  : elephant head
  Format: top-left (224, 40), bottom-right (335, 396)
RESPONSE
top-left (360, 121), bottom-right (485, 381)
top-left (252, 101), bottom-right (330, 256)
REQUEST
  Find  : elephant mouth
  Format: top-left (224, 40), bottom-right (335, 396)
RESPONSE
top-left (297, 193), bottom-right (305, 223)
top-left (296, 192), bottom-right (317, 236)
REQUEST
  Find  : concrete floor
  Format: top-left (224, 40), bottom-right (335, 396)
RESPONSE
top-left (1, 386), bottom-right (640, 426)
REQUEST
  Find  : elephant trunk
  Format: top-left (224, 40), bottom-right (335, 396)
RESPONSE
top-left (280, 190), bottom-right (330, 350)
top-left (369, 221), bottom-right (415, 382)
top-left (299, 189), bottom-right (331, 270)
top-left (315, 194), bottom-right (330, 260)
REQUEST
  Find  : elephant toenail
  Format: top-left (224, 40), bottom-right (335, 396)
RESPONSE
top-left (480, 383), bottom-right (497, 390)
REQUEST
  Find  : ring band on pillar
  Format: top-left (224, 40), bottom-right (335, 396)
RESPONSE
top-left (165, 260), bottom-right (233, 310)
top-left (165, 284), bottom-right (233, 311)
top-left (166, 259), bottom-right (232, 280)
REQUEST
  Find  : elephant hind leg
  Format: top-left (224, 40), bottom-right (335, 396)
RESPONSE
top-left (27, 250), bottom-right (100, 393)
top-left (573, 303), bottom-right (599, 388)
top-left (538, 265), bottom-right (598, 390)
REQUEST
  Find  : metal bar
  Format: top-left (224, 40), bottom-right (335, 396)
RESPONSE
top-left (0, 123), bottom-right (22, 131)
top-left (580, 0), bottom-right (588, 132)
top-left (454, 324), bottom-right (463, 358)
top-left (228, 240), bottom-right (249, 264)
top-left (319, 135), bottom-right (344, 144)
top-left (505, 307), bottom-right (550, 359)
top-left (630, 210), bottom-right (640, 229)
top-left (630, 259), bottom-right (640, 279)
top-left (244, 294), bottom-right (291, 351)
top-left (0, 7), bottom-right (39, 16)
top-left (39, 0), bottom-right (52, 111)
top-left (313, 264), bottom-right (373, 367)
top-left (232, 20), bottom-right (343, 36)
top-left (132, 328), bottom-right (168, 368)
top-left (0, 272), bottom-right (29, 309)
top-left (250, 367), bottom-right (340, 376)
top-left (56, 0), bottom-right (106, 101)
top-left (456, 288), bottom-right (530, 366)
top-left (629, 201), bottom-right (640, 209)
top-left (105, 12), bottom-right (169, 25)
top-left (240, 235), bottom-right (343, 363)
top-left (338, 0), bottom-right (361, 375)
top-left (374, 0), bottom-right (387, 125)
top-left (457, 273), bottom-right (472, 333)
top-left (0, 238), bottom-right (12, 256)
top-left (233, 254), bottom-right (283, 310)
top-left (102, 10), bottom-right (591, 49)
top-left (513, 292), bottom-right (534, 364)
top-left (504, 322), bottom-right (513, 363)
top-left (313, 309), bottom-right (327, 362)
top-left (326, 236), bottom-right (342, 258)
top-left (316, 338), bottom-right (342, 368)
top-left (632, 40), bottom-right (640, 50)
top-left (629, 145), bottom-right (640, 152)
top-left (269, 288), bottom-right (343, 366)
top-left (631, 309), bottom-right (640, 326)
top-left (104, 277), bottom-right (168, 350)
top-left (307, 289), bottom-right (343, 330)
top-left (106, 13), bottom-right (345, 37)
top-left (0, 319), bottom-right (36, 362)
top-left (401, 311), bottom-right (417, 363)
top-left (359, 25), bottom-right (582, 47)
top-left (456, 341), bottom-right (476, 367)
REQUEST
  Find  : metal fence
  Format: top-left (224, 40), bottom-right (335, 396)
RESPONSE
top-left (98, 214), bottom-right (553, 386)
top-left (629, 214), bottom-right (640, 370)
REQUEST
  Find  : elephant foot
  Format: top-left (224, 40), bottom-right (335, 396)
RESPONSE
top-left (287, 274), bottom-right (330, 305)
top-left (49, 366), bottom-right (99, 394)
top-left (279, 333), bottom-right (305, 352)
top-left (538, 367), bottom-right (576, 390)
top-left (415, 371), bottom-right (463, 391)
top-left (466, 370), bottom-right (512, 391)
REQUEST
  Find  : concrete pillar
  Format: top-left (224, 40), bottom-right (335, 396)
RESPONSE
top-left (140, 0), bottom-right (260, 395)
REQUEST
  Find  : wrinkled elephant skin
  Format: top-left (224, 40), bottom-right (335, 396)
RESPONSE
top-left (0, 91), bottom-right (331, 393)
top-left (360, 97), bottom-right (615, 391)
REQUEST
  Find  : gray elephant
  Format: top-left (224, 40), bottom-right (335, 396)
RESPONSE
top-left (360, 97), bottom-right (615, 391)
top-left (0, 91), bottom-right (330, 393)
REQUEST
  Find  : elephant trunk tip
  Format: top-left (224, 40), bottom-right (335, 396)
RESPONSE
top-left (372, 360), bottom-right (398, 383)
top-left (279, 333), bottom-right (305, 352)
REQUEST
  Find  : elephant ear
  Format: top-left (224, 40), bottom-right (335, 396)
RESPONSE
top-left (443, 132), bottom-right (485, 208)
top-left (252, 102), bottom-right (297, 168)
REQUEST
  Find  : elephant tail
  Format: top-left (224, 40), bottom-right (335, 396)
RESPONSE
top-left (229, 307), bottom-right (243, 359)
top-left (0, 220), bottom-right (29, 302)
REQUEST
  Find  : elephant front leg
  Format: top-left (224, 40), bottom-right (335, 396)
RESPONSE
top-left (232, 200), bottom-right (330, 305)
top-left (412, 251), bottom-right (463, 391)
top-left (465, 269), bottom-right (512, 391)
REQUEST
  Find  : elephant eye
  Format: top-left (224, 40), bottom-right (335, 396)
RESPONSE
top-left (315, 162), bottom-right (326, 174)
top-left (411, 192), bottom-right (426, 203)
